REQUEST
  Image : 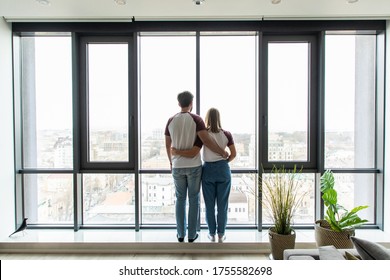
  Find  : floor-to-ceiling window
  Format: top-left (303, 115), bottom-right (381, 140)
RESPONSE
top-left (138, 32), bottom-right (258, 226)
top-left (139, 33), bottom-right (197, 225)
top-left (198, 32), bottom-right (258, 225)
top-left (17, 35), bottom-right (74, 225)
top-left (261, 35), bottom-right (318, 225)
top-left (78, 37), bottom-right (136, 225)
top-left (13, 21), bottom-right (385, 230)
top-left (323, 33), bottom-right (380, 224)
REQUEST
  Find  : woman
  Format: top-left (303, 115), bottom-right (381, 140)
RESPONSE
top-left (172, 108), bottom-right (236, 242)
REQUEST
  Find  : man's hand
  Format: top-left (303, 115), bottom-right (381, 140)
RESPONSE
top-left (171, 147), bottom-right (178, 156)
top-left (198, 130), bottom-right (226, 157)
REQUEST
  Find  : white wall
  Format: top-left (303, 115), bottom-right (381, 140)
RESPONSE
top-left (1, 0), bottom-right (390, 20)
top-left (384, 20), bottom-right (390, 233)
top-left (0, 18), bottom-right (16, 239)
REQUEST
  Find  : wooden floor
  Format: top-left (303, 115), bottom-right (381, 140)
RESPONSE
top-left (2, 228), bottom-right (389, 260)
top-left (0, 253), bottom-right (269, 260)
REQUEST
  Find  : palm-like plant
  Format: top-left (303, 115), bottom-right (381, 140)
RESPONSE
top-left (260, 165), bottom-right (307, 235)
top-left (320, 170), bottom-right (368, 232)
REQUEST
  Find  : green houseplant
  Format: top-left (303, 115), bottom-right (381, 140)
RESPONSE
top-left (259, 165), bottom-right (308, 260)
top-left (315, 170), bottom-right (369, 248)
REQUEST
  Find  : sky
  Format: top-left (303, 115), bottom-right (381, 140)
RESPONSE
top-left (33, 34), bottom-right (369, 134)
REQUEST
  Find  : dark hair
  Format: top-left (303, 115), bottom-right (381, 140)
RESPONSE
top-left (205, 108), bottom-right (222, 133)
top-left (177, 91), bottom-right (194, 108)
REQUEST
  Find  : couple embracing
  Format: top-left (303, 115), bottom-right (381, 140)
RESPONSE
top-left (165, 91), bottom-right (236, 243)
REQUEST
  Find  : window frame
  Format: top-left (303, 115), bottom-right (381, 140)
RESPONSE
top-left (260, 35), bottom-right (318, 171)
top-left (78, 36), bottom-right (137, 172)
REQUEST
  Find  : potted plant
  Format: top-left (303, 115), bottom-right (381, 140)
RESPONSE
top-left (259, 165), bottom-right (308, 260)
top-left (315, 170), bottom-right (369, 248)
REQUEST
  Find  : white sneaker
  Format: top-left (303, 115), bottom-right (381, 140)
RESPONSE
top-left (218, 235), bottom-right (226, 243)
top-left (208, 234), bottom-right (216, 242)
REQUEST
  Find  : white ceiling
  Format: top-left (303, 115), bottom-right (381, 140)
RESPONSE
top-left (1, 0), bottom-right (390, 22)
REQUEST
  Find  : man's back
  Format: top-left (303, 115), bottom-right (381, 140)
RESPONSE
top-left (165, 112), bottom-right (204, 168)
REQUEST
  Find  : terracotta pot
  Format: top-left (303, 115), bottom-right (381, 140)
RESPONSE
top-left (314, 220), bottom-right (355, 249)
top-left (268, 227), bottom-right (296, 260)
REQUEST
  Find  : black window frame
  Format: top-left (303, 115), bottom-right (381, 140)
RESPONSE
top-left (260, 34), bottom-right (318, 171)
top-left (78, 35), bottom-right (137, 172)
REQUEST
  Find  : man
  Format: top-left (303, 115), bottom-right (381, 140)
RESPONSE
top-left (165, 91), bottom-right (228, 243)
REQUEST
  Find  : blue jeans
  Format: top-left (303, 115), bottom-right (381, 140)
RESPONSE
top-left (202, 160), bottom-right (231, 236)
top-left (172, 165), bottom-right (202, 239)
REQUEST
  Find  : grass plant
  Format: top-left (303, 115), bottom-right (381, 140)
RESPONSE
top-left (259, 165), bottom-right (307, 235)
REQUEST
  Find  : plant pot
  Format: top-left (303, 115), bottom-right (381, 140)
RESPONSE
top-left (314, 220), bottom-right (355, 249)
top-left (268, 227), bottom-right (296, 260)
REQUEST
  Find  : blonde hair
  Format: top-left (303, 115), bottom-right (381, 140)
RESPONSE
top-left (205, 108), bottom-right (222, 133)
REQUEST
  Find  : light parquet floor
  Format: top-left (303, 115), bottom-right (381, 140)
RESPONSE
top-left (0, 253), bottom-right (269, 260)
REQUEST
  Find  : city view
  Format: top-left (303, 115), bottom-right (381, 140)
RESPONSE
top-left (25, 128), bottom-right (362, 226)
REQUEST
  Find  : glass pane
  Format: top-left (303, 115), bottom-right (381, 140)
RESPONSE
top-left (141, 174), bottom-right (176, 224)
top-left (22, 37), bottom-right (73, 168)
top-left (268, 42), bottom-right (309, 162)
top-left (142, 173), bottom-right (257, 226)
top-left (325, 35), bottom-right (376, 168)
top-left (261, 173), bottom-right (315, 225)
top-left (200, 34), bottom-right (257, 169)
top-left (83, 174), bottom-right (135, 224)
top-left (139, 35), bottom-right (196, 169)
top-left (330, 174), bottom-right (374, 223)
top-left (24, 174), bottom-right (73, 224)
top-left (88, 44), bottom-right (129, 162)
